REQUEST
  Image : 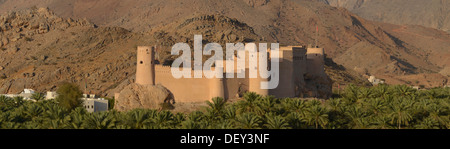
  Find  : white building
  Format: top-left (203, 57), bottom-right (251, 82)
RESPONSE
top-left (368, 76), bottom-right (385, 85)
top-left (82, 94), bottom-right (109, 113)
top-left (1, 89), bottom-right (36, 100)
top-left (2, 89), bottom-right (109, 112)
top-left (46, 91), bottom-right (58, 100)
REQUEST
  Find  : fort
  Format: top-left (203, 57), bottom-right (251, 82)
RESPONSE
top-left (115, 44), bottom-right (331, 104)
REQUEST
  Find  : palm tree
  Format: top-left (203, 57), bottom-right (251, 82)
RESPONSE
top-left (394, 85), bottom-right (415, 97)
top-left (23, 121), bottom-right (41, 129)
top-left (125, 109), bottom-right (152, 129)
top-left (2, 122), bottom-right (21, 129)
top-left (304, 105), bottom-right (329, 129)
top-left (415, 117), bottom-right (439, 129)
top-left (24, 104), bottom-right (44, 120)
top-left (326, 98), bottom-right (342, 112)
top-left (343, 84), bottom-right (359, 103)
top-left (369, 98), bottom-right (386, 115)
top-left (264, 115), bottom-right (290, 129)
top-left (44, 104), bottom-right (68, 120)
top-left (345, 106), bottom-right (369, 129)
top-left (282, 98), bottom-right (308, 117)
top-left (82, 112), bottom-right (117, 129)
top-left (423, 89), bottom-right (439, 100)
top-left (235, 112), bottom-right (261, 129)
top-left (206, 97), bottom-right (226, 116)
top-left (151, 111), bottom-right (174, 129)
top-left (215, 119), bottom-right (236, 129)
top-left (257, 96), bottom-right (277, 113)
top-left (308, 99), bottom-right (322, 107)
top-left (180, 111), bottom-right (206, 129)
top-left (65, 113), bottom-right (84, 129)
top-left (426, 104), bottom-right (447, 127)
top-left (236, 93), bottom-right (264, 115)
top-left (13, 96), bottom-right (24, 107)
top-left (224, 105), bottom-right (237, 119)
top-left (48, 119), bottom-right (64, 129)
top-left (31, 92), bottom-right (45, 102)
top-left (181, 119), bottom-right (202, 129)
top-left (375, 84), bottom-right (390, 99)
top-left (369, 115), bottom-right (394, 129)
top-left (172, 112), bottom-right (185, 127)
top-left (358, 87), bottom-right (373, 99)
top-left (388, 99), bottom-right (413, 129)
top-left (285, 112), bottom-right (306, 129)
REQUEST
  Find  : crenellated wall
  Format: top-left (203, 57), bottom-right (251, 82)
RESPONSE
top-left (132, 45), bottom-right (327, 103)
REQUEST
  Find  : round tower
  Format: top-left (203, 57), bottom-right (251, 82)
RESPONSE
top-left (136, 46), bottom-right (155, 85)
top-left (306, 47), bottom-right (325, 77)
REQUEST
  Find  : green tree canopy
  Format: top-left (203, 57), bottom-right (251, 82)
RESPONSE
top-left (56, 82), bottom-right (83, 111)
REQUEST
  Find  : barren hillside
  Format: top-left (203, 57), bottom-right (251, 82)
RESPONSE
top-left (323, 0), bottom-right (450, 33)
top-left (0, 8), bottom-right (156, 95)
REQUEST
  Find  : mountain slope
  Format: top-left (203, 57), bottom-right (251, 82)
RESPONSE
top-left (0, 8), bottom-right (156, 95)
top-left (324, 0), bottom-right (450, 32)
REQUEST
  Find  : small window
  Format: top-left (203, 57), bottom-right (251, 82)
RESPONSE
top-left (140, 61), bottom-right (143, 64)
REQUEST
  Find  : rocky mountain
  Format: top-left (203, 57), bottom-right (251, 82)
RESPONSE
top-left (323, 0), bottom-right (450, 33)
top-left (0, 8), bottom-right (156, 95)
top-left (0, 0), bottom-right (448, 97)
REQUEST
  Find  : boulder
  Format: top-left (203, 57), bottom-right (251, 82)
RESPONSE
top-left (440, 67), bottom-right (450, 77)
top-left (114, 83), bottom-right (174, 111)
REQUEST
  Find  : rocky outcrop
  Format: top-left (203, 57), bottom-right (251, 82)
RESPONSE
top-left (303, 75), bottom-right (333, 99)
top-left (151, 14), bottom-right (260, 48)
top-left (243, 0), bottom-right (270, 7)
top-left (114, 83), bottom-right (174, 112)
top-left (440, 67), bottom-right (450, 77)
top-left (0, 7), bottom-right (143, 95)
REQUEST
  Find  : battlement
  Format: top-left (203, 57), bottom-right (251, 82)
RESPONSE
top-left (154, 64), bottom-right (223, 78)
top-left (306, 48), bottom-right (324, 55)
top-left (134, 45), bottom-right (328, 103)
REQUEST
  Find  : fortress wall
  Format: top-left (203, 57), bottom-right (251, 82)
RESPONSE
top-left (224, 71), bottom-right (249, 99)
top-left (154, 65), bottom-right (212, 102)
top-left (270, 50), bottom-right (295, 98)
top-left (134, 46), bottom-right (325, 103)
top-left (247, 51), bottom-right (270, 96)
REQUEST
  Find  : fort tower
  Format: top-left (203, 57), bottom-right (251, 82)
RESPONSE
top-left (306, 47), bottom-right (325, 77)
top-left (136, 46), bottom-right (156, 85)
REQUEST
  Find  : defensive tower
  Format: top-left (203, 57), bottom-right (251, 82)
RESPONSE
top-left (136, 46), bottom-right (156, 85)
top-left (306, 47), bottom-right (325, 77)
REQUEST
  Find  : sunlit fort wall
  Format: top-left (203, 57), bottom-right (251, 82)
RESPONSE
top-left (132, 45), bottom-right (326, 103)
